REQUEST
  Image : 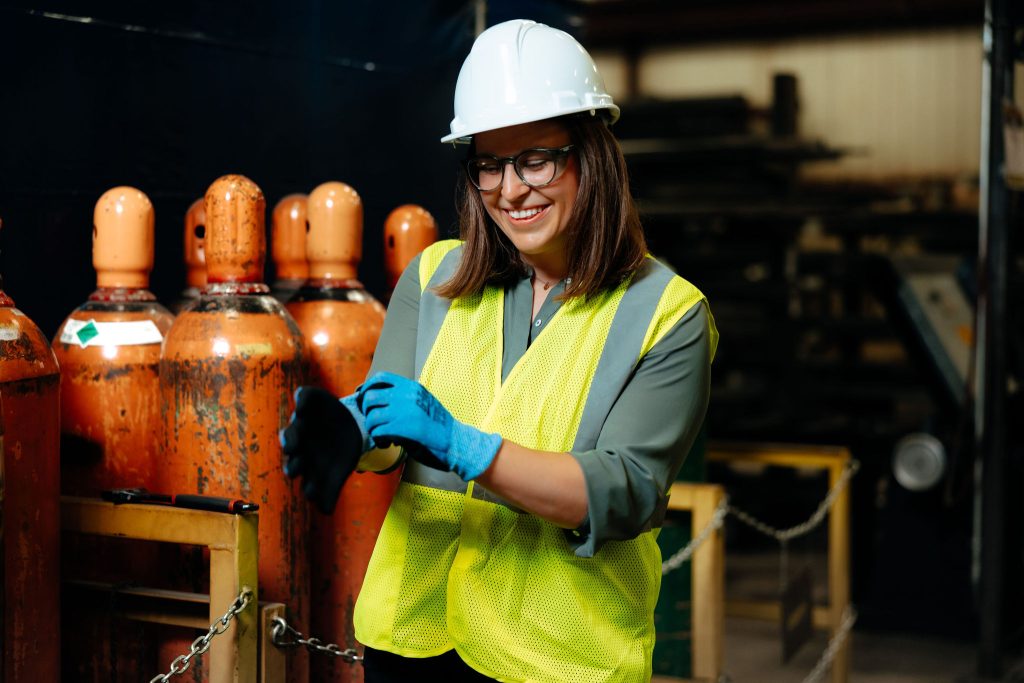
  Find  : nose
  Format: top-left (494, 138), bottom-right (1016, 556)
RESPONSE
top-left (500, 162), bottom-right (530, 201)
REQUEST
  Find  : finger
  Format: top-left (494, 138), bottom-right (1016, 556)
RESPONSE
top-left (281, 420), bottom-right (304, 478)
top-left (363, 405), bottom-right (396, 434)
top-left (365, 370), bottom-right (405, 387)
top-left (280, 418), bottom-right (304, 456)
top-left (365, 417), bottom-right (420, 451)
top-left (294, 386), bottom-right (314, 413)
top-left (368, 426), bottom-right (404, 450)
top-left (360, 371), bottom-right (402, 393)
top-left (359, 387), bottom-right (395, 415)
top-left (302, 476), bottom-right (318, 501)
top-left (283, 454), bottom-right (302, 478)
top-left (357, 382), bottom-right (394, 413)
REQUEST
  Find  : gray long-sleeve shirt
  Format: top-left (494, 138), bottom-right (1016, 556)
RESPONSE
top-left (369, 254), bottom-right (713, 557)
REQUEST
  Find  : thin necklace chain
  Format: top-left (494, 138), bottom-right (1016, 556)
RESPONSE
top-left (534, 274), bottom-right (559, 290)
top-left (531, 270), bottom-right (570, 291)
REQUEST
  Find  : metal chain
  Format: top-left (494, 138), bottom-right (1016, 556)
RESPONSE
top-left (661, 461), bottom-right (860, 576)
top-left (800, 605), bottom-right (857, 683)
top-left (728, 461), bottom-right (860, 543)
top-left (662, 496), bottom-right (730, 574)
top-left (270, 616), bottom-right (363, 664)
top-left (145, 465), bottom-right (857, 679)
top-left (149, 587), bottom-right (254, 683)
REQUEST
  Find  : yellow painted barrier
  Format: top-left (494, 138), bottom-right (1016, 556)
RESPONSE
top-left (664, 482), bottom-right (727, 682)
top-left (61, 497), bottom-right (283, 683)
top-left (708, 442), bottom-right (853, 683)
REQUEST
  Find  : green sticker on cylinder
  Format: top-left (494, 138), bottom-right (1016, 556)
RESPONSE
top-left (75, 321), bottom-right (99, 346)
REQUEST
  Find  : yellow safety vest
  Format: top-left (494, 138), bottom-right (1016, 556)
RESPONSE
top-left (355, 240), bottom-right (714, 682)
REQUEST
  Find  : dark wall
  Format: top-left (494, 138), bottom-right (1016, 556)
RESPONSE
top-left (0, 1), bottom-right (490, 336)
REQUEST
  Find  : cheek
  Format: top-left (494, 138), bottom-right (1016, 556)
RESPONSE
top-left (482, 202), bottom-right (504, 226)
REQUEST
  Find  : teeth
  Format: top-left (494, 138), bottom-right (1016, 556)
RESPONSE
top-left (508, 207), bottom-right (544, 219)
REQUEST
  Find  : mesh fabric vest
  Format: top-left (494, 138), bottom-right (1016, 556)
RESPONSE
top-left (354, 241), bottom-right (710, 682)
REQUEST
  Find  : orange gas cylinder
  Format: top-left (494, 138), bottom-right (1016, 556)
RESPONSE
top-left (159, 175), bottom-right (308, 683)
top-left (52, 187), bottom-right (173, 681)
top-left (0, 235), bottom-right (61, 682)
top-left (0, 390), bottom-right (5, 672)
top-left (383, 204), bottom-right (438, 296)
top-left (285, 181), bottom-right (392, 683)
top-left (271, 194), bottom-right (309, 303)
top-left (173, 198), bottom-right (208, 313)
top-left (53, 186), bottom-right (174, 495)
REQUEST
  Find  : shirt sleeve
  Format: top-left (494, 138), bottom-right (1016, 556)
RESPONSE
top-left (368, 253), bottom-right (423, 379)
top-left (567, 299), bottom-right (713, 557)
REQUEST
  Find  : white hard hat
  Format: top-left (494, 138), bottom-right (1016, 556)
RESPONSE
top-left (441, 19), bottom-right (619, 144)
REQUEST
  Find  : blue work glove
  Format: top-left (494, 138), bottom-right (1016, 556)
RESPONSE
top-left (280, 387), bottom-right (367, 515)
top-left (357, 371), bottom-right (502, 481)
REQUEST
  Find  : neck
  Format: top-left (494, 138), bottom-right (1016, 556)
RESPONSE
top-left (532, 272), bottom-right (562, 291)
top-left (522, 254), bottom-right (567, 289)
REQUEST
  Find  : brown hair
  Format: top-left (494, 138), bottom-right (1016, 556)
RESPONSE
top-left (434, 113), bottom-right (647, 301)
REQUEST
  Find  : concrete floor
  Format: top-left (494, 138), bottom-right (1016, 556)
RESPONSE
top-left (654, 616), bottom-right (979, 683)
top-left (654, 548), bottom-right (985, 683)
top-left (705, 552), bottom-right (979, 683)
top-left (720, 617), bottom-right (977, 683)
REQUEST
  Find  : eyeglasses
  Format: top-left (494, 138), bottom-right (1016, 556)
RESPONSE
top-left (464, 145), bottom-right (575, 192)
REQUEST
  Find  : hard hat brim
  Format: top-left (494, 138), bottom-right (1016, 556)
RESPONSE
top-left (440, 105), bottom-right (621, 144)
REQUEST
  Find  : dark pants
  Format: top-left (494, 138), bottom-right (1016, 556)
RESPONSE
top-left (362, 647), bottom-right (496, 682)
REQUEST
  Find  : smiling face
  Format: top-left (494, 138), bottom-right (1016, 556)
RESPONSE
top-left (474, 119), bottom-right (579, 275)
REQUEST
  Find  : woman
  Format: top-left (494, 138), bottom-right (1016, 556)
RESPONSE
top-left (283, 18), bottom-right (716, 683)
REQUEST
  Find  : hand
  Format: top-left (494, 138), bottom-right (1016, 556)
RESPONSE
top-left (280, 387), bottom-right (366, 515)
top-left (357, 371), bottom-right (501, 481)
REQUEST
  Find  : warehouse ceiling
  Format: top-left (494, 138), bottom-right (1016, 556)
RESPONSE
top-left (570, 0), bottom-right (985, 47)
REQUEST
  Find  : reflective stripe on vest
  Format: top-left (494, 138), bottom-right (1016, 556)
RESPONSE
top-left (354, 240), bottom-right (709, 682)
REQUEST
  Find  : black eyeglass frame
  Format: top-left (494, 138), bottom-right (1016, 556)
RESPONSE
top-left (463, 145), bottom-right (576, 192)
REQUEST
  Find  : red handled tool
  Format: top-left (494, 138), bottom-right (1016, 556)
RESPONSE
top-left (102, 488), bottom-right (259, 514)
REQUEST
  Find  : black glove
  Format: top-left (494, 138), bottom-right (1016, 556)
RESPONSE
top-left (280, 387), bottom-right (365, 515)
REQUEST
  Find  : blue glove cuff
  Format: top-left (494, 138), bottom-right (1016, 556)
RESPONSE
top-left (448, 422), bottom-right (502, 481)
top-left (340, 393), bottom-right (373, 454)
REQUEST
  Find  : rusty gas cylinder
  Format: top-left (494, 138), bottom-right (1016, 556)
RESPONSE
top-left (270, 193), bottom-right (309, 304)
top-left (159, 174), bottom-right (307, 683)
top-left (173, 198), bottom-right (207, 313)
top-left (53, 186), bottom-right (174, 495)
top-left (383, 204), bottom-right (437, 297)
top-left (53, 187), bottom-right (173, 681)
top-left (0, 232), bottom-right (60, 682)
top-left (0, 389), bottom-right (5, 681)
top-left (286, 181), bottom-right (392, 683)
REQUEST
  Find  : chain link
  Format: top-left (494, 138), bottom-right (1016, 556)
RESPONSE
top-left (801, 605), bottom-right (857, 683)
top-left (729, 461), bottom-right (860, 543)
top-left (662, 496), bottom-right (730, 574)
top-left (659, 463), bottom-right (860, 683)
top-left (661, 460), bottom-right (860, 576)
top-left (270, 616), bottom-right (363, 664)
top-left (146, 465), bottom-right (856, 681)
top-left (149, 587), bottom-right (254, 683)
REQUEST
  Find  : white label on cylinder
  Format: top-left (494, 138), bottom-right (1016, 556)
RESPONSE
top-left (60, 319), bottom-right (164, 349)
